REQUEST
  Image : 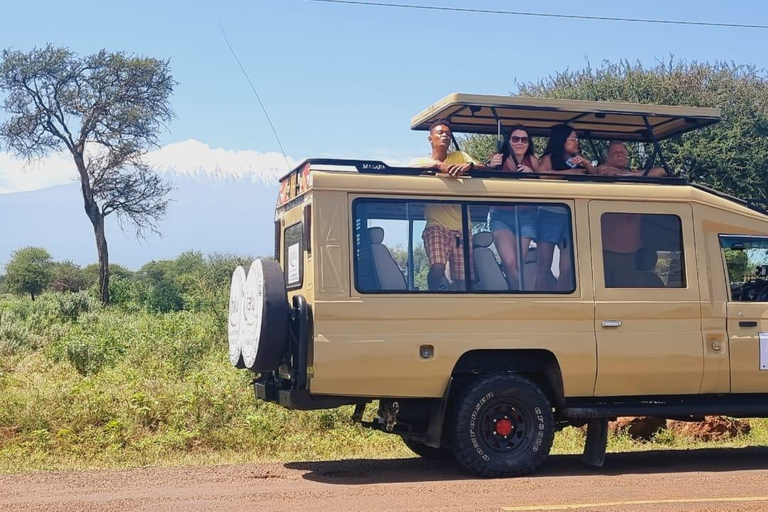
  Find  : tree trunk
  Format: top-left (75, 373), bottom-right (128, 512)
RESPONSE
top-left (74, 152), bottom-right (110, 305)
top-left (92, 214), bottom-right (110, 305)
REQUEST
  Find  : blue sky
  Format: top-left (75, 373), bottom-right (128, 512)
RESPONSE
top-left (2, 0), bottom-right (768, 183)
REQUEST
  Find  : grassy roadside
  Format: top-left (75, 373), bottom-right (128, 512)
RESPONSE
top-left (2, 292), bottom-right (767, 474)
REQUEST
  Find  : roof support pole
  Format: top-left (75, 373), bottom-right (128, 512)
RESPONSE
top-left (407, 215), bottom-right (415, 290)
top-left (642, 115), bottom-right (671, 176)
top-left (490, 107), bottom-right (503, 154)
top-left (585, 132), bottom-right (601, 165)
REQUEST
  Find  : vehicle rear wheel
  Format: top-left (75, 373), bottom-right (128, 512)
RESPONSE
top-left (450, 373), bottom-right (554, 478)
top-left (402, 438), bottom-right (452, 459)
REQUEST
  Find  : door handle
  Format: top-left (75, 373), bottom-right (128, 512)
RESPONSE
top-left (601, 320), bottom-right (622, 328)
top-left (739, 321), bottom-right (758, 328)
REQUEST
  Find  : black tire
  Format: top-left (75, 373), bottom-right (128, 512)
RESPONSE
top-left (450, 374), bottom-right (554, 478)
top-left (240, 258), bottom-right (289, 372)
top-left (402, 438), bottom-right (452, 460)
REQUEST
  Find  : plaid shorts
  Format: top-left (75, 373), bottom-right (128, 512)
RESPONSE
top-left (422, 225), bottom-right (472, 282)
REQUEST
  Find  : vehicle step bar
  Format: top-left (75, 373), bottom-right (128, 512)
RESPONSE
top-left (562, 395), bottom-right (768, 419)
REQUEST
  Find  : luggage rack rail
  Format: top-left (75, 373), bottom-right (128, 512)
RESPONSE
top-left (282, 158), bottom-right (768, 217)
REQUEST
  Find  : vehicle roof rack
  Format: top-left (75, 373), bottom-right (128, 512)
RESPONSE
top-left (411, 93), bottom-right (721, 142)
top-left (279, 159), bottom-right (767, 217)
top-left (282, 158), bottom-right (689, 185)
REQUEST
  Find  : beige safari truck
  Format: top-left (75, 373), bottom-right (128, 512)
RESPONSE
top-left (227, 93), bottom-right (768, 478)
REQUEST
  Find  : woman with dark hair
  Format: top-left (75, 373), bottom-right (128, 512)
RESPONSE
top-left (534, 124), bottom-right (593, 292)
top-left (538, 124), bottom-right (596, 174)
top-left (486, 126), bottom-right (538, 290)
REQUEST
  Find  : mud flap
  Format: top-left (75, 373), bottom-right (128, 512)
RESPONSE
top-left (581, 418), bottom-right (608, 467)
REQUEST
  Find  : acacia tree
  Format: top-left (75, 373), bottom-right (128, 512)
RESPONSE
top-left (0, 45), bottom-right (176, 304)
top-left (463, 59), bottom-right (768, 209)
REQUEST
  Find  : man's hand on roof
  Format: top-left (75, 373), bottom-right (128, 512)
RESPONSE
top-left (441, 163), bottom-right (473, 177)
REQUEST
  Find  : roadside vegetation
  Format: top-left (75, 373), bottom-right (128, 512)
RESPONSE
top-left (1, 248), bottom-right (767, 473)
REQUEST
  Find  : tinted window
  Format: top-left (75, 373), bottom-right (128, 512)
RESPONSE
top-left (600, 213), bottom-right (685, 288)
top-left (721, 236), bottom-right (768, 302)
top-left (353, 199), bottom-right (575, 293)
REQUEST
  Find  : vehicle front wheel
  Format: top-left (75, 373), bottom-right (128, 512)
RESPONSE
top-left (402, 438), bottom-right (452, 459)
top-left (450, 374), bottom-right (554, 478)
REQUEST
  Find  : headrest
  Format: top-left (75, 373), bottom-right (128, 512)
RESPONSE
top-left (368, 226), bottom-right (385, 244)
top-left (636, 247), bottom-right (658, 271)
top-left (473, 231), bottom-right (493, 248)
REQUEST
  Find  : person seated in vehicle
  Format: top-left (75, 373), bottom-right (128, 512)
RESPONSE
top-left (534, 124), bottom-right (591, 291)
top-left (410, 119), bottom-right (485, 290)
top-left (485, 126), bottom-right (538, 290)
top-left (597, 141), bottom-right (666, 177)
top-left (602, 212), bottom-right (643, 287)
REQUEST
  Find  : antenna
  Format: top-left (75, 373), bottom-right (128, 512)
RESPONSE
top-left (219, 22), bottom-right (292, 172)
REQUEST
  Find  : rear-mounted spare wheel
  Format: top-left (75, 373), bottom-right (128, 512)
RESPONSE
top-left (227, 265), bottom-right (247, 368)
top-left (239, 259), bottom-right (289, 372)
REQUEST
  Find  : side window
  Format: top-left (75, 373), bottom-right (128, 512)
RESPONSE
top-left (720, 236), bottom-right (768, 302)
top-left (353, 199), bottom-right (575, 294)
top-left (471, 202), bottom-right (575, 293)
top-left (284, 222), bottom-right (303, 289)
top-left (354, 200), bottom-right (431, 292)
top-left (600, 213), bottom-right (685, 288)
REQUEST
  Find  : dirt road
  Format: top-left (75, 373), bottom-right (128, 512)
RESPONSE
top-left (4, 447), bottom-right (768, 511)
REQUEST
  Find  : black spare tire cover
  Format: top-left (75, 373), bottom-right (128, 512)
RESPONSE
top-left (240, 259), bottom-right (289, 372)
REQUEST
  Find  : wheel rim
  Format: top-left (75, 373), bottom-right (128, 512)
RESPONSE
top-left (478, 399), bottom-right (535, 455)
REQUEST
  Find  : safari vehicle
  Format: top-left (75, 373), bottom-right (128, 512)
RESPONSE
top-left (228, 94), bottom-right (768, 478)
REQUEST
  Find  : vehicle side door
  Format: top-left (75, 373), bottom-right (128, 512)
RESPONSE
top-left (721, 236), bottom-right (768, 393)
top-left (588, 201), bottom-right (704, 396)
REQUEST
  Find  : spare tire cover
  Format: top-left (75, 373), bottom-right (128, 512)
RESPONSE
top-left (240, 258), bottom-right (289, 372)
top-left (227, 265), bottom-right (247, 368)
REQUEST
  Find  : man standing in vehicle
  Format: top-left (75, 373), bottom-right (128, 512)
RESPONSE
top-left (410, 119), bottom-right (485, 290)
top-left (597, 141), bottom-right (666, 177)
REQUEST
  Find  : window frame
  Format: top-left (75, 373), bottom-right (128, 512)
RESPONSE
top-left (351, 196), bottom-right (577, 295)
top-left (588, 200), bottom-right (697, 301)
top-left (283, 221), bottom-right (304, 291)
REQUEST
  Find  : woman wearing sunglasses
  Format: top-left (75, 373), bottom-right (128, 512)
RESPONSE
top-left (486, 126), bottom-right (538, 290)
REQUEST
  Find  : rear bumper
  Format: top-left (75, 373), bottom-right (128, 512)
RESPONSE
top-left (253, 380), bottom-right (365, 411)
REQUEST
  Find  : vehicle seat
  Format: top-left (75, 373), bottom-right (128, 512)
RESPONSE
top-left (368, 227), bottom-right (407, 290)
top-left (635, 247), bottom-right (665, 288)
top-left (473, 232), bottom-right (509, 291)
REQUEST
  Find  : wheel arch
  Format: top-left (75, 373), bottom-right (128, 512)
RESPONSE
top-left (450, 349), bottom-right (565, 408)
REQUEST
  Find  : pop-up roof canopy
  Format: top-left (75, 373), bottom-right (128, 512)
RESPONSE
top-left (410, 93), bottom-right (721, 142)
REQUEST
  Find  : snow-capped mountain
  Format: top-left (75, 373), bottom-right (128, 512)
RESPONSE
top-left (0, 141), bottom-right (290, 269)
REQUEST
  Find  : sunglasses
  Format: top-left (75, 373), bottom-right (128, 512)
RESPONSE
top-left (510, 136), bottom-right (529, 144)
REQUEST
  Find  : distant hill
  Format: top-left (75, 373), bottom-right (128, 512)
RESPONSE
top-left (0, 175), bottom-right (279, 269)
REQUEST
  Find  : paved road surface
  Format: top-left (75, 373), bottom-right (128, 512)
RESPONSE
top-left (4, 447), bottom-right (768, 511)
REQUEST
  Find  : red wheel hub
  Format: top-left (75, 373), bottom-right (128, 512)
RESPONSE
top-left (495, 418), bottom-right (513, 436)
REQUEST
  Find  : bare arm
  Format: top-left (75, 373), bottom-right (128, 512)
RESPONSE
top-left (538, 155), bottom-right (552, 172)
top-left (597, 165), bottom-right (667, 177)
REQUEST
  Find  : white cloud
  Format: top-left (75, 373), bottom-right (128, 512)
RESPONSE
top-left (0, 151), bottom-right (78, 194)
top-left (0, 139), bottom-right (426, 195)
top-left (0, 139), bottom-right (299, 194)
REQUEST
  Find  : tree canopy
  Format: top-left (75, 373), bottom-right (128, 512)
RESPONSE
top-left (463, 59), bottom-right (768, 208)
top-left (0, 44), bottom-right (176, 304)
top-left (4, 246), bottom-right (53, 300)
